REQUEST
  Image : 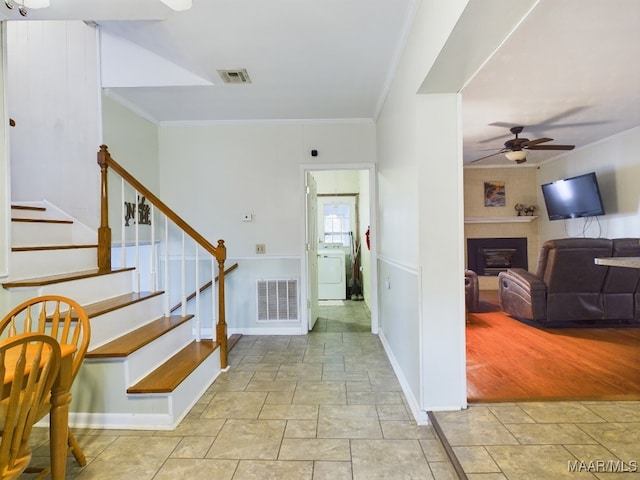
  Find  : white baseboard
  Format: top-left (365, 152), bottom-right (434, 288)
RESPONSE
top-left (228, 327), bottom-right (305, 336)
top-left (378, 330), bottom-right (429, 425)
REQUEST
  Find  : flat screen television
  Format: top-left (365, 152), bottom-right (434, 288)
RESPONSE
top-left (541, 172), bottom-right (605, 221)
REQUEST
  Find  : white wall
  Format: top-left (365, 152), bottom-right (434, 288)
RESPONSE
top-left (101, 94), bottom-right (160, 245)
top-left (314, 170), bottom-right (360, 194)
top-left (158, 122), bottom-right (376, 334)
top-left (376, 0), bottom-right (540, 419)
top-left (0, 23), bottom-right (9, 283)
top-left (537, 127), bottom-right (640, 242)
top-left (6, 21), bottom-right (101, 229)
top-left (102, 95), bottom-right (160, 191)
top-left (376, 0), bottom-right (470, 421)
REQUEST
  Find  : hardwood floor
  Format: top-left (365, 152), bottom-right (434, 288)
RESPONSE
top-left (466, 291), bottom-right (640, 403)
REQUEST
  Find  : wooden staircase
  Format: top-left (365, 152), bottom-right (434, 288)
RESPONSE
top-left (2, 201), bottom-right (224, 430)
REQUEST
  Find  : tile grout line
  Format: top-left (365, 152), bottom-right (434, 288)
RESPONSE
top-left (426, 411), bottom-right (469, 480)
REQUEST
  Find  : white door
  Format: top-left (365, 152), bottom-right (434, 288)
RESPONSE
top-left (305, 172), bottom-right (319, 330)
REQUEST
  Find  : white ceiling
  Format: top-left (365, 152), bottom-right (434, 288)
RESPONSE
top-left (462, 0), bottom-right (640, 166)
top-left (6, 0), bottom-right (640, 166)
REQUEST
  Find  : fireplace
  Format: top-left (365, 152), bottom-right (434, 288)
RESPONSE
top-left (467, 237), bottom-right (528, 276)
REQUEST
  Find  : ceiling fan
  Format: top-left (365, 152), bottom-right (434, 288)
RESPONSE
top-left (471, 126), bottom-right (575, 164)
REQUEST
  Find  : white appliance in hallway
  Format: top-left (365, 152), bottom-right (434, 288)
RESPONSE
top-left (317, 243), bottom-right (347, 300)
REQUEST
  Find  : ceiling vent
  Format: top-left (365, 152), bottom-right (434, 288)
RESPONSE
top-left (218, 69), bottom-right (251, 84)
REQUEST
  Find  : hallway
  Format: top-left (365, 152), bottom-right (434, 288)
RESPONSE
top-left (28, 300), bottom-right (456, 479)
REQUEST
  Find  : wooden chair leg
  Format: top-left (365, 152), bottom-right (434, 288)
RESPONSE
top-left (68, 431), bottom-right (87, 466)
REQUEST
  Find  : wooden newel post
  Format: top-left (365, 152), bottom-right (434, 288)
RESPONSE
top-left (216, 239), bottom-right (228, 369)
top-left (97, 145), bottom-right (112, 273)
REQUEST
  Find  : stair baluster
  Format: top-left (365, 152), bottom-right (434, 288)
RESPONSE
top-left (97, 144), bottom-right (229, 368)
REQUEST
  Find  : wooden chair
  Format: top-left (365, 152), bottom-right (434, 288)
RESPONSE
top-left (0, 333), bottom-right (62, 479)
top-left (0, 295), bottom-right (91, 469)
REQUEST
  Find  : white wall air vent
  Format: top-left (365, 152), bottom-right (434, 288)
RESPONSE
top-left (218, 69), bottom-right (251, 84)
top-left (257, 279), bottom-right (298, 322)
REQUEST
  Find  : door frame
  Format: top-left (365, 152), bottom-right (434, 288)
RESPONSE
top-left (299, 163), bottom-right (379, 335)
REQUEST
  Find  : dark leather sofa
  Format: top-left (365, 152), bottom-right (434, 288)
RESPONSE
top-left (465, 269), bottom-right (479, 313)
top-left (498, 237), bottom-right (640, 326)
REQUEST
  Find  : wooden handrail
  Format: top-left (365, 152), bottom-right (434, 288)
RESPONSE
top-left (97, 145), bottom-right (225, 265)
top-left (97, 144), bottom-right (230, 368)
top-left (170, 263), bottom-right (238, 313)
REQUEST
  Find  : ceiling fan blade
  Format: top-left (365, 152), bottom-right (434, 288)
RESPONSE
top-left (527, 144), bottom-right (575, 150)
top-left (470, 150), bottom-right (505, 163)
top-left (522, 137), bottom-right (553, 147)
top-left (477, 146), bottom-right (504, 151)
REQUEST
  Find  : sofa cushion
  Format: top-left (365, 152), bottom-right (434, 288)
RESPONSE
top-left (602, 238), bottom-right (640, 293)
top-left (547, 293), bottom-right (605, 322)
top-left (537, 238), bottom-right (611, 294)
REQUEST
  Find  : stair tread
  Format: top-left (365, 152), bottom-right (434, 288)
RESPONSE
top-left (11, 205), bottom-right (46, 211)
top-left (81, 291), bottom-right (164, 318)
top-left (1, 267), bottom-right (135, 288)
top-left (127, 340), bottom-right (218, 394)
top-left (12, 244), bottom-right (98, 252)
top-left (87, 315), bottom-right (193, 358)
top-left (12, 217), bottom-right (73, 224)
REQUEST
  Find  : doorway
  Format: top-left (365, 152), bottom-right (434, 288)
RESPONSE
top-left (300, 165), bottom-right (378, 335)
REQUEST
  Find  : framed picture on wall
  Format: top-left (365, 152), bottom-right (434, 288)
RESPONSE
top-left (484, 181), bottom-right (505, 207)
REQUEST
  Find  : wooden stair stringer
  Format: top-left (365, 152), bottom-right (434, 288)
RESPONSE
top-left (228, 333), bottom-right (242, 352)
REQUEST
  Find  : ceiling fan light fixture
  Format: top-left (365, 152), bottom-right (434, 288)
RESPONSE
top-left (160, 0), bottom-right (192, 11)
top-left (504, 150), bottom-right (528, 162)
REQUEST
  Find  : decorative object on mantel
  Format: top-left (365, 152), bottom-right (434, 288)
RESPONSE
top-left (514, 203), bottom-right (538, 216)
top-left (465, 216), bottom-right (538, 224)
top-left (484, 181), bottom-right (505, 207)
top-left (4, 0), bottom-right (49, 16)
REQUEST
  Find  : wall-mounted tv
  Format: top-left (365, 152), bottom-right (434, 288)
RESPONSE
top-left (541, 172), bottom-right (605, 221)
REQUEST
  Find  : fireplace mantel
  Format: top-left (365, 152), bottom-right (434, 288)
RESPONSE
top-left (465, 216), bottom-right (538, 224)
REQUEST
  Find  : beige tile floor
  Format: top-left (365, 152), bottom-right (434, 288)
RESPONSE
top-left (433, 401), bottom-right (640, 479)
top-left (25, 300), bottom-right (639, 479)
top-left (26, 300), bottom-right (457, 479)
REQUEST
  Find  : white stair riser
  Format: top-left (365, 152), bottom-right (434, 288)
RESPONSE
top-left (11, 221), bottom-right (74, 247)
top-left (71, 349), bottom-right (221, 430)
top-left (9, 248), bottom-right (97, 280)
top-left (88, 294), bottom-right (166, 349)
top-left (168, 349), bottom-right (221, 427)
top-left (73, 359), bottom-right (129, 413)
top-left (35, 270), bottom-right (135, 305)
top-left (126, 321), bottom-right (194, 385)
top-left (11, 207), bottom-right (50, 220)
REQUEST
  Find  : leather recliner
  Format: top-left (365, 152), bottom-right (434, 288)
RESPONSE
top-left (465, 269), bottom-right (479, 313)
top-left (498, 237), bottom-right (640, 326)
